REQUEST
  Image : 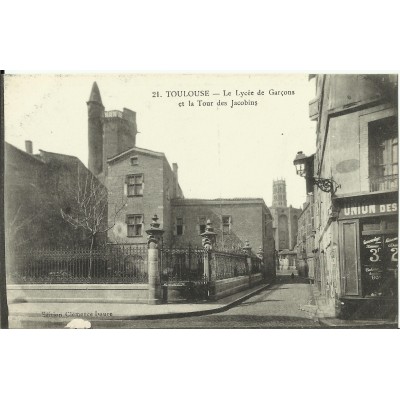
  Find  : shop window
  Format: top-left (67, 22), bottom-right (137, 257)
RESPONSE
top-left (360, 217), bottom-right (398, 298)
top-left (362, 218), bottom-right (381, 233)
top-left (126, 214), bottom-right (143, 237)
top-left (386, 220), bottom-right (398, 231)
top-left (369, 117), bottom-right (398, 192)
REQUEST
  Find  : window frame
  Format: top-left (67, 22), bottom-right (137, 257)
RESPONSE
top-left (130, 156), bottom-right (139, 166)
top-left (222, 215), bottom-right (232, 235)
top-left (126, 214), bottom-right (144, 237)
top-left (126, 173), bottom-right (144, 197)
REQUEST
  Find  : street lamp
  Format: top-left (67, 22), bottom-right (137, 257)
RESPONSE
top-left (293, 151), bottom-right (341, 194)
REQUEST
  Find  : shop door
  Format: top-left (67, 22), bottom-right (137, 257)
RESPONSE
top-left (339, 220), bottom-right (361, 296)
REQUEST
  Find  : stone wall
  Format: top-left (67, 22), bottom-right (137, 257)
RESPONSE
top-left (8, 284), bottom-right (149, 304)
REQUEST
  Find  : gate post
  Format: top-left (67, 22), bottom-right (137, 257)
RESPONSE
top-left (243, 240), bottom-right (252, 288)
top-left (200, 219), bottom-right (217, 299)
top-left (146, 215), bottom-right (164, 305)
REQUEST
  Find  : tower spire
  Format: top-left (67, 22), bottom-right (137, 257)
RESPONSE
top-left (87, 82), bottom-right (105, 176)
top-left (88, 81), bottom-right (103, 105)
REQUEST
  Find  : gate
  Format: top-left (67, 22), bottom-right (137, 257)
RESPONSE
top-left (159, 245), bottom-right (208, 300)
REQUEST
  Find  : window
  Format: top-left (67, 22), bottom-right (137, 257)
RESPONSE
top-left (222, 216), bottom-right (231, 234)
top-left (126, 214), bottom-right (143, 237)
top-left (369, 117), bottom-right (398, 191)
top-left (126, 174), bottom-right (143, 196)
top-left (176, 217), bottom-right (184, 236)
top-left (130, 156), bottom-right (138, 166)
top-left (199, 217), bottom-right (207, 234)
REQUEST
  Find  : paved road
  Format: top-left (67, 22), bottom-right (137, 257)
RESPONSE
top-left (91, 274), bottom-right (319, 328)
top-left (10, 275), bottom-right (319, 328)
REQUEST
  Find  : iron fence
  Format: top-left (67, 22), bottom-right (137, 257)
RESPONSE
top-left (9, 244), bottom-right (148, 284)
top-left (212, 250), bottom-right (248, 280)
top-left (160, 246), bottom-right (205, 283)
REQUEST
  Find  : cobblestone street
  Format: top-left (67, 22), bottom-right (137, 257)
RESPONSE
top-left (91, 274), bottom-right (320, 328)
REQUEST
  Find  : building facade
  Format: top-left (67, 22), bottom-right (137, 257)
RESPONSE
top-left (269, 179), bottom-right (301, 269)
top-left (305, 74), bottom-right (398, 319)
top-left (296, 194), bottom-right (315, 278)
top-left (87, 82), bottom-right (276, 272)
top-left (4, 141), bottom-right (105, 255)
top-left (171, 198), bottom-right (275, 275)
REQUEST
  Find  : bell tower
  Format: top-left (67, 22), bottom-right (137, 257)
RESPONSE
top-left (87, 82), bottom-right (105, 176)
top-left (272, 179), bottom-right (287, 207)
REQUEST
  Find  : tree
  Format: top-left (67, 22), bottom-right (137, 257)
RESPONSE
top-left (60, 166), bottom-right (126, 278)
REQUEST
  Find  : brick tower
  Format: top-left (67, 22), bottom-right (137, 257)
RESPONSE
top-left (102, 108), bottom-right (138, 170)
top-left (272, 179), bottom-right (287, 207)
top-left (87, 82), bottom-right (138, 178)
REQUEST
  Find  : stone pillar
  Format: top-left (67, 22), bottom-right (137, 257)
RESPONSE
top-left (243, 240), bottom-right (252, 287)
top-left (200, 219), bottom-right (217, 298)
top-left (146, 215), bottom-right (164, 305)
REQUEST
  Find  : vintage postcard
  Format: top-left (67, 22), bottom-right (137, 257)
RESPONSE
top-left (1, 73), bottom-right (398, 328)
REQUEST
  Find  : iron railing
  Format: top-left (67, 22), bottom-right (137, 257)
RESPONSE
top-left (9, 244), bottom-right (148, 284)
top-left (160, 246), bottom-right (205, 283)
top-left (212, 250), bottom-right (248, 280)
top-left (370, 174), bottom-right (398, 192)
top-left (9, 243), bottom-right (262, 286)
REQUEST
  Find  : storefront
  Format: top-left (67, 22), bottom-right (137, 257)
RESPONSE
top-left (335, 192), bottom-right (398, 320)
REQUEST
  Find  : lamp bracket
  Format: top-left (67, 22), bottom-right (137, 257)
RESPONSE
top-left (312, 177), bottom-right (341, 194)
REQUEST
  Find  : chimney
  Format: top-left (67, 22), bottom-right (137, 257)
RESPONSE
top-left (25, 140), bottom-right (33, 154)
top-left (172, 163), bottom-right (179, 198)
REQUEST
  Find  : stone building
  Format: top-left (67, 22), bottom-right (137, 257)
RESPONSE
top-left (4, 141), bottom-right (104, 254)
top-left (88, 82), bottom-right (276, 273)
top-left (87, 81), bottom-right (138, 183)
top-left (296, 193), bottom-right (315, 278)
top-left (269, 179), bottom-right (301, 269)
top-left (106, 146), bottom-right (183, 247)
top-left (297, 74), bottom-right (398, 320)
top-left (171, 198), bottom-right (275, 271)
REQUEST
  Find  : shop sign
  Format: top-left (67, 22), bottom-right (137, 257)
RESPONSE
top-left (339, 200), bottom-right (398, 219)
top-left (360, 234), bottom-right (398, 297)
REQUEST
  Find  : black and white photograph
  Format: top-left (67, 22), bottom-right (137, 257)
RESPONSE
top-left (1, 3), bottom-right (399, 400)
top-left (2, 73), bottom-right (398, 329)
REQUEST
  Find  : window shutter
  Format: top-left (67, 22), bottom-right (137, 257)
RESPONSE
top-left (124, 183), bottom-right (127, 196)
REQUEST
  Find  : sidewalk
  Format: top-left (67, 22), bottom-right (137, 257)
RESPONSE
top-left (307, 280), bottom-right (398, 329)
top-left (8, 282), bottom-right (270, 326)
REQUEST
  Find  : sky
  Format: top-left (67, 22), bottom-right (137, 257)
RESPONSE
top-left (4, 74), bottom-right (316, 209)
